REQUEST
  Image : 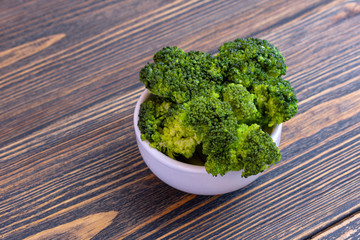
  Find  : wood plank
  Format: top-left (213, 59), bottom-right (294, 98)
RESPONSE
top-left (23, 211), bottom-right (118, 240)
top-left (0, 0), bottom-right (332, 146)
top-left (312, 212), bottom-right (360, 240)
top-left (0, 0), bottom-right (359, 239)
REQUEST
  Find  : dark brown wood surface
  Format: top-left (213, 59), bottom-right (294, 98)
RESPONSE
top-left (0, 0), bottom-right (359, 239)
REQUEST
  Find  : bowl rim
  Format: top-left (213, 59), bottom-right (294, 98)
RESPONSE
top-left (134, 89), bottom-right (282, 174)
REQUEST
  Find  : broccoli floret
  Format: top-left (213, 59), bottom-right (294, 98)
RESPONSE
top-left (235, 124), bottom-right (281, 177)
top-left (202, 117), bottom-right (239, 176)
top-left (222, 83), bottom-right (260, 124)
top-left (153, 45), bottom-right (186, 64)
top-left (252, 77), bottom-right (298, 127)
top-left (159, 110), bottom-right (202, 159)
top-left (181, 96), bottom-right (279, 177)
top-left (138, 95), bottom-right (173, 143)
top-left (203, 123), bottom-right (280, 177)
top-left (184, 95), bottom-right (232, 132)
top-left (181, 96), bottom-right (240, 176)
top-left (138, 38), bottom-right (297, 178)
top-left (138, 95), bottom-right (202, 158)
top-left (218, 37), bottom-right (286, 87)
top-left (160, 96), bottom-right (232, 159)
top-left (140, 47), bottom-right (223, 103)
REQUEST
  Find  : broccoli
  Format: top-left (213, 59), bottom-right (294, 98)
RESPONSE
top-left (218, 37), bottom-right (287, 87)
top-left (251, 77), bottom-right (298, 127)
top-left (222, 83), bottom-right (261, 124)
top-left (138, 38), bottom-right (297, 177)
top-left (235, 124), bottom-right (281, 177)
top-left (138, 94), bottom-right (173, 143)
top-left (140, 47), bottom-right (223, 103)
top-left (204, 123), bottom-right (280, 177)
top-left (138, 94), bottom-right (202, 158)
top-left (159, 109), bottom-right (203, 159)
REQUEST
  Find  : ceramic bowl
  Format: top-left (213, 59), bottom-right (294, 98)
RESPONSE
top-left (134, 89), bottom-right (282, 195)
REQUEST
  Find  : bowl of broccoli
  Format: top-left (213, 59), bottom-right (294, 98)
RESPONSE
top-left (134, 38), bottom-right (297, 195)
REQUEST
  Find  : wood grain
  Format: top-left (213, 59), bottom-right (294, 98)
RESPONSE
top-left (313, 212), bottom-right (360, 240)
top-left (0, 0), bottom-right (359, 239)
top-left (23, 211), bottom-right (118, 240)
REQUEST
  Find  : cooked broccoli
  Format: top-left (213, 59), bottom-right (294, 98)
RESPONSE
top-left (138, 94), bottom-right (172, 143)
top-left (138, 38), bottom-right (297, 177)
top-left (235, 124), bottom-right (281, 177)
top-left (138, 94), bottom-right (201, 158)
top-left (251, 77), bottom-right (298, 127)
top-left (140, 47), bottom-right (223, 103)
top-left (204, 123), bottom-right (280, 177)
top-left (222, 83), bottom-right (260, 124)
top-left (159, 109), bottom-right (202, 159)
top-left (218, 37), bottom-right (287, 87)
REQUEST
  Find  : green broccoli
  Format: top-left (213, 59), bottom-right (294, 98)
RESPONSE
top-left (235, 124), bottom-right (281, 177)
top-left (222, 83), bottom-right (260, 124)
top-left (138, 38), bottom-right (297, 178)
top-left (204, 123), bottom-right (280, 177)
top-left (251, 77), bottom-right (298, 127)
top-left (138, 94), bottom-right (173, 143)
top-left (138, 95), bottom-right (202, 158)
top-left (218, 37), bottom-right (287, 87)
top-left (159, 109), bottom-right (203, 159)
top-left (140, 47), bottom-right (223, 103)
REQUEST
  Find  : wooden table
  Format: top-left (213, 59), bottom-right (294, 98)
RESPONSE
top-left (1, 0), bottom-right (359, 239)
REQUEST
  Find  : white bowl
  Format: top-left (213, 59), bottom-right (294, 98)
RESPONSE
top-left (134, 89), bottom-right (282, 195)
